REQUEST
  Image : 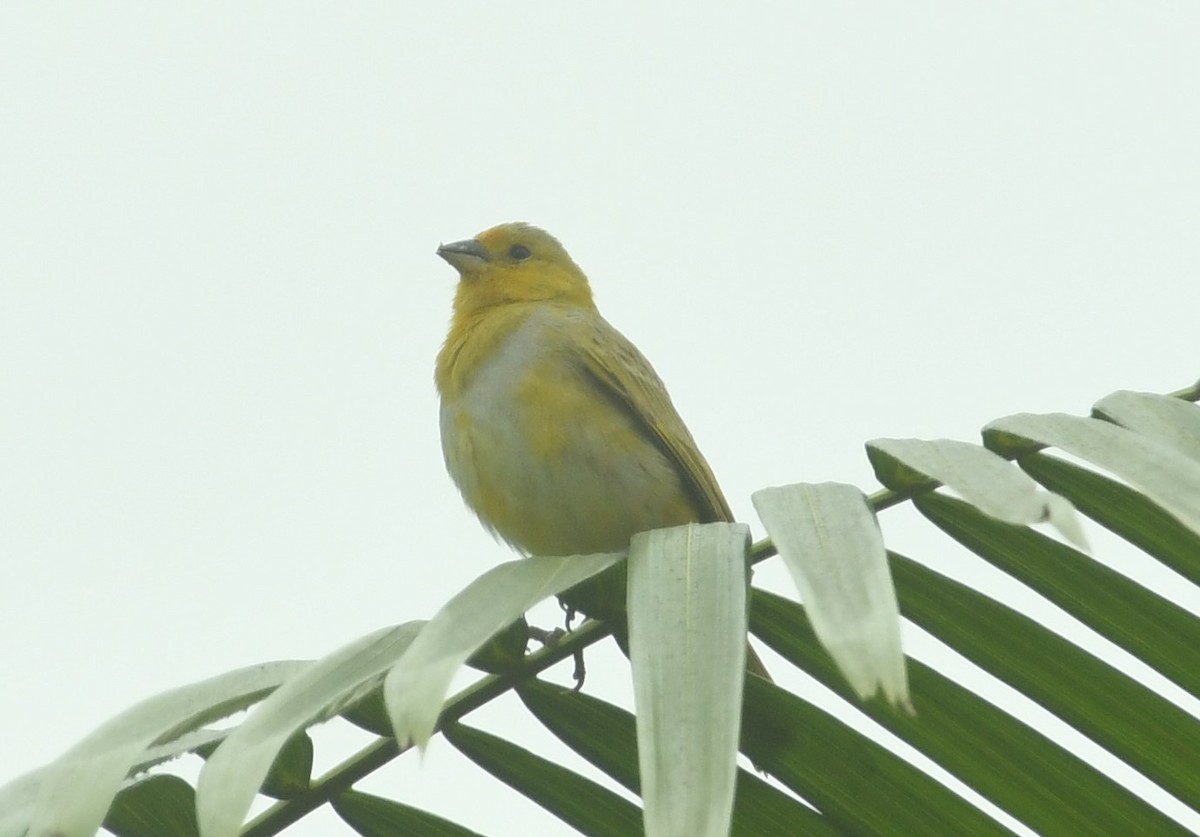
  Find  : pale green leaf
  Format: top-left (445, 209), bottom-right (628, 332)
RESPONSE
top-left (627, 523), bottom-right (749, 837)
top-left (20, 661), bottom-right (305, 837)
top-left (0, 729), bottom-right (231, 837)
top-left (136, 728), bottom-right (229, 773)
top-left (1019, 452), bottom-right (1200, 586)
top-left (984, 413), bottom-right (1200, 536)
top-left (1093, 390), bottom-right (1200, 462)
top-left (867, 437), bottom-right (1087, 549)
top-left (385, 552), bottom-right (622, 750)
top-left (0, 770), bottom-right (41, 837)
top-left (752, 483), bottom-right (909, 707)
top-left (195, 623), bottom-right (423, 837)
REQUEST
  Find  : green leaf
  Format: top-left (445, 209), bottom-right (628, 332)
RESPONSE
top-left (196, 623), bottom-right (423, 837)
top-left (196, 733), bottom-right (313, 799)
top-left (753, 483), bottom-right (909, 705)
top-left (627, 523), bottom-right (748, 837)
top-left (258, 732), bottom-right (312, 799)
top-left (1019, 452), bottom-right (1200, 587)
top-left (332, 789), bottom-right (483, 837)
top-left (466, 616), bottom-right (531, 674)
top-left (866, 437), bottom-right (1085, 547)
top-left (385, 551), bottom-right (623, 750)
top-left (915, 490), bottom-right (1200, 699)
top-left (1093, 390), bottom-right (1200, 461)
top-left (339, 685), bottom-right (392, 738)
top-left (517, 679), bottom-right (836, 837)
top-left (102, 775), bottom-right (198, 837)
top-left (518, 681), bottom-right (640, 793)
top-left (445, 721), bottom-right (642, 836)
top-left (194, 732), bottom-right (313, 801)
top-left (751, 588), bottom-right (1190, 835)
top-left (890, 551), bottom-right (1200, 813)
top-left (740, 676), bottom-right (1009, 835)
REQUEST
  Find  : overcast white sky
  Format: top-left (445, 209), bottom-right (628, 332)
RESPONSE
top-left (2, 4), bottom-right (1198, 835)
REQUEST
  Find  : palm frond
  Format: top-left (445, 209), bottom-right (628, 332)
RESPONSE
top-left (3, 380), bottom-right (1197, 837)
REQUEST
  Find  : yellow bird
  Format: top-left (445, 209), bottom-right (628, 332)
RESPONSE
top-left (435, 222), bottom-right (767, 674)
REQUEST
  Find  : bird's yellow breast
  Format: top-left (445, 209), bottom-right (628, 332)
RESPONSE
top-left (437, 304), bottom-right (698, 557)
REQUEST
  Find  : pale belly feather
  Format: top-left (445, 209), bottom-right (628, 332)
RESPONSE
top-left (440, 314), bottom-right (695, 557)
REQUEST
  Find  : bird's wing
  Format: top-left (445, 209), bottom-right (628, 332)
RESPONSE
top-left (564, 310), bottom-right (772, 680)
top-left (569, 312), bottom-right (734, 523)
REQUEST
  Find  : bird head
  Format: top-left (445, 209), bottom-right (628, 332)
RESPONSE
top-left (437, 222), bottom-right (595, 313)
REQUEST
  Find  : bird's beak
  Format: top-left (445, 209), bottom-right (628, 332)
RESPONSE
top-left (436, 238), bottom-right (490, 273)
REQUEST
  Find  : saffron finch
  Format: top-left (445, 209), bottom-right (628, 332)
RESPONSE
top-left (435, 222), bottom-right (766, 674)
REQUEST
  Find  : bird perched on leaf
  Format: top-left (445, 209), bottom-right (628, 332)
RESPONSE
top-left (435, 222), bottom-right (768, 676)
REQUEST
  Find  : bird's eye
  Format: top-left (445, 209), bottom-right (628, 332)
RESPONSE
top-left (509, 244), bottom-right (532, 261)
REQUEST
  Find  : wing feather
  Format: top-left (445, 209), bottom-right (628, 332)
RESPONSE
top-left (569, 313), bottom-right (733, 523)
